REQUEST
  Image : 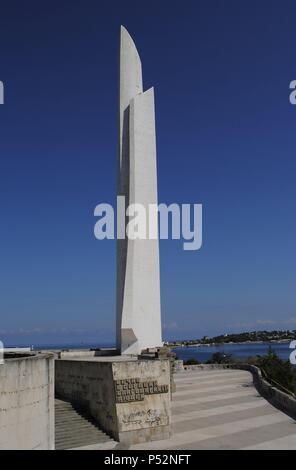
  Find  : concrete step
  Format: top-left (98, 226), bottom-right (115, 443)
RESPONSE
top-left (55, 405), bottom-right (74, 410)
top-left (56, 434), bottom-right (108, 441)
top-left (55, 422), bottom-right (101, 431)
top-left (56, 428), bottom-right (107, 437)
top-left (55, 414), bottom-right (93, 421)
top-left (56, 430), bottom-right (107, 439)
top-left (55, 398), bottom-right (113, 450)
top-left (55, 436), bottom-right (110, 449)
top-left (55, 402), bottom-right (73, 407)
top-left (55, 421), bottom-right (93, 428)
top-left (55, 435), bottom-right (109, 444)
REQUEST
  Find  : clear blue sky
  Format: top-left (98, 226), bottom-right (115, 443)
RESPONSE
top-left (0, 0), bottom-right (296, 346)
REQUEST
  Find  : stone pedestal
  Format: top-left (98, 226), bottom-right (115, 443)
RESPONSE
top-left (55, 356), bottom-right (171, 444)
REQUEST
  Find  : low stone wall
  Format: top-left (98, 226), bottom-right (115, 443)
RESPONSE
top-left (0, 353), bottom-right (54, 450)
top-left (180, 363), bottom-right (233, 371)
top-left (235, 364), bottom-right (296, 420)
top-left (175, 362), bottom-right (296, 419)
top-left (55, 358), bottom-right (171, 444)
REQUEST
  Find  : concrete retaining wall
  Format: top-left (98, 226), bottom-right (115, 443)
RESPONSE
top-left (0, 353), bottom-right (54, 450)
top-left (55, 358), bottom-right (171, 444)
top-left (235, 364), bottom-right (296, 420)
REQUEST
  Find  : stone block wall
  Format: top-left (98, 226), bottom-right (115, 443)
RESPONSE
top-left (55, 358), bottom-right (171, 444)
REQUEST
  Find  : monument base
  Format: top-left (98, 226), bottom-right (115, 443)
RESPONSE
top-left (55, 355), bottom-right (171, 445)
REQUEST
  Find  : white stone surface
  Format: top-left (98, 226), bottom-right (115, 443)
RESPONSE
top-left (116, 27), bottom-right (162, 354)
top-left (118, 25), bottom-right (143, 176)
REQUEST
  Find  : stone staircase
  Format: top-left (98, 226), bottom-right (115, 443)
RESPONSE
top-left (55, 399), bottom-right (113, 450)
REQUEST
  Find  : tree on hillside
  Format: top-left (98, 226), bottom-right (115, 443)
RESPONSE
top-left (206, 352), bottom-right (233, 364)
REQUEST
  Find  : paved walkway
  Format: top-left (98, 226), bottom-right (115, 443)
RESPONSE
top-left (130, 369), bottom-right (296, 450)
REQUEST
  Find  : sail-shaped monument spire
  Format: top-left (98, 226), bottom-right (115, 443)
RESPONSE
top-left (116, 26), bottom-right (162, 354)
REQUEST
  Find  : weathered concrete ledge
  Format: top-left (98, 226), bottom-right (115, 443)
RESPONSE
top-left (0, 352), bottom-right (54, 450)
top-left (176, 362), bottom-right (296, 420)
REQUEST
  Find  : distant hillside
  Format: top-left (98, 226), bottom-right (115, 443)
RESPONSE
top-left (166, 329), bottom-right (296, 346)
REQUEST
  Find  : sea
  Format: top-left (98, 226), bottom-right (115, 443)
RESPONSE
top-left (171, 341), bottom-right (294, 363)
top-left (14, 340), bottom-right (294, 364)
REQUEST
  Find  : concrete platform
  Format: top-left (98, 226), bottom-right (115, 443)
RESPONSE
top-left (129, 369), bottom-right (296, 450)
top-left (70, 369), bottom-right (296, 450)
top-left (59, 355), bottom-right (137, 362)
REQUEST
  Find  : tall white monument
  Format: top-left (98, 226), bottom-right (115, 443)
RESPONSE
top-left (116, 26), bottom-right (162, 355)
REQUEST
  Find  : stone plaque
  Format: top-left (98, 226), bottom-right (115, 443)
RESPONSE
top-left (114, 378), bottom-right (169, 403)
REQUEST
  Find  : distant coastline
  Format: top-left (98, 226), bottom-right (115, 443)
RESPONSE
top-left (171, 339), bottom-right (292, 348)
top-left (166, 329), bottom-right (296, 349)
top-left (5, 329), bottom-right (296, 352)
top-left (170, 339), bottom-right (293, 364)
